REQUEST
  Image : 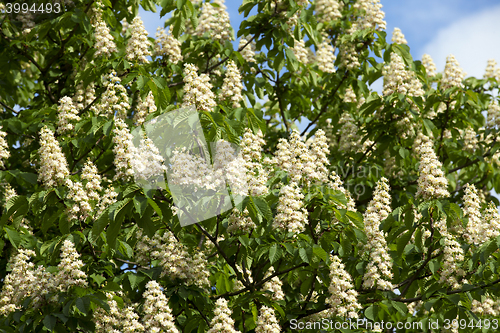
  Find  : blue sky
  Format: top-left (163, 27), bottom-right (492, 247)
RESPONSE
top-left (140, 0), bottom-right (500, 79)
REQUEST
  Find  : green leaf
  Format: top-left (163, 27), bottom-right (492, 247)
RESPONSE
top-left (147, 199), bottom-right (163, 219)
top-left (391, 301), bottom-right (407, 315)
top-left (43, 315), bottom-right (57, 330)
top-left (4, 227), bottom-right (22, 248)
top-left (133, 196), bottom-right (148, 217)
top-left (269, 243), bottom-right (282, 264)
top-left (312, 245), bottom-right (328, 262)
top-left (299, 248), bottom-right (309, 263)
top-left (429, 260), bottom-right (440, 274)
top-left (364, 305), bottom-right (376, 321)
top-left (128, 273), bottom-right (145, 289)
top-left (75, 297), bottom-right (90, 315)
top-left (249, 196), bottom-right (272, 221)
top-left (90, 273), bottom-right (106, 286)
top-left (346, 211), bottom-right (364, 229)
top-left (397, 230), bottom-right (413, 255)
top-left (90, 208), bottom-right (110, 243)
top-left (1, 195), bottom-right (29, 228)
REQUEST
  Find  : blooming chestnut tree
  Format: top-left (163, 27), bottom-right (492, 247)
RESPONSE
top-left (1, 0), bottom-right (500, 332)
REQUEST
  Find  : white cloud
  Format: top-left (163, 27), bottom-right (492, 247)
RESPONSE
top-left (422, 5), bottom-right (500, 79)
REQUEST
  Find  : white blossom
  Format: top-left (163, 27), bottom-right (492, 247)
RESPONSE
top-left (220, 60), bottom-right (244, 108)
top-left (441, 54), bottom-right (465, 89)
top-left (0, 126), bottom-right (9, 167)
top-left (326, 255), bottom-right (362, 318)
top-left (38, 126), bottom-right (70, 188)
top-left (112, 117), bottom-right (136, 181)
top-left (195, 0), bottom-right (233, 43)
top-left (415, 139), bottom-right (449, 200)
top-left (391, 27), bottom-right (407, 44)
top-left (207, 298), bottom-right (239, 333)
top-left (182, 63), bottom-right (216, 112)
top-left (126, 16), bottom-right (152, 63)
top-left (422, 54), bottom-right (437, 77)
top-left (142, 280), bottom-right (179, 333)
top-left (255, 306), bottom-right (281, 333)
top-left (133, 91), bottom-right (157, 126)
top-left (155, 26), bottom-right (183, 64)
top-left (361, 177), bottom-right (394, 290)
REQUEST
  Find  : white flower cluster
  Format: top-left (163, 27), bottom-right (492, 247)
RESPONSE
top-left (326, 255), bottom-right (362, 318)
top-left (343, 87), bottom-right (357, 103)
top-left (135, 229), bottom-right (210, 288)
top-left (391, 27), bottom-right (407, 44)
top-left (155, 27), bottom-right (183, 64)
top-left (227, 207), bottom-right (255, 233)
top-left (382, 53), bottom-right (424, 97)
top-left (73, 82), bottom-right (96, 111)
top-left (462, 184), bottom-right (485, 245)
top-left (207, 298), bottom-right (239, 333)
top-left (484, 59), bottom-right (500, 80)
top-left (350, 0), bottom-right (386, 32)
top-left (169, 147), bottom-right (215, 192)
top-left (133, 91), bottom-right (157, 126)
top-left (291, 39), bottom-right (310, 65)
top-left (328, 171), bottom-right (356, 212)
top-left (315, 0), bottom-right (342, 24)
top-left (221, 60), bottom-right (244, 108)
top-left (38, 126), bottom-right (70, 188)
top-left (81, 159), bottom-right (102, 201)
top-left (272, 129), bottom-right (329, 184)
top-left (95, 185), bottom-right (118, 218)
top-left (273, 181), bottom-right (308, 235)
top-left (472, 296), bottom-right (500, 316)
top-left (96, 71), bottom-right (130, 119)
top-left (196, 0), bottom-right (233, 43)
top-left (112, 117), bottom-right (136, 181)
top-left (130, 137), bottom-right (167, 182)
top-left (435, 218), bottom-right (466, 289)
top-left (91, 4), bottom-right (117, 57)
top-left (57, 240), bottom-right (88, 291)
top-left (421, 54), bottom-right (437, 77)
top-left (362, 177), bottom-right (394, 290)
top-left (307, 129), bottom-right (330, 183)
top-left (240, 128), bottom-right (269, 196)
top-left (255, 306), bottom-right (281, 333)
top-left (0, 126), bottom-right (9, 167)
top-left (336, 113), bottom-right (372, 153)
top-left (337, 42), bottom-right (360, 70)
top-left (239, 36), bottom-right (257, 64)
top-left (169, 139), bottom-right (248, 198)
top-left (142, 280), bottom-right (179, 333)
top-left (487, 100), bottom-right (500, 129)
top-left (441, 54), bottom-right (465, 90)
top-left (65, 179), bottom-right (92, 221)
top-left (316, 35), bottom-right (336, 73)
top-left (415, 140), bottom-right (449, 200)
top-left (463, 126), bottom-right (478, 153)
top-left (94, 292), bottom-right (144, 332)
top-left (262, 267), bottom-right (285, 301)
top-left (182, 63), bottom-right (216, 112)
top-left (484, 201), bottom-right (500, 239)
top-left (57, 96), bottom-right (81, 133)
top-left (126, 16), bottom-right (152, 63)
top-left (213, 140), bottom-right (249, 197)
top-left (0, 240), bottom-right (87, 316)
